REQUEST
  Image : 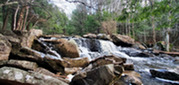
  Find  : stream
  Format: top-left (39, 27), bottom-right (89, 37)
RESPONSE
top-left (39, 37), bottom-right (179, 85)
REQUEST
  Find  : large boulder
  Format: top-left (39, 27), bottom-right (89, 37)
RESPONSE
top-left (20, 29), bottom-right (43, 48)
top-left (83, 33), bottom-right (97, 39)
top-left (0, 67), bottom-right (68, 85)
top-left (0, 34), bottom-right (12, 61)
top-left (54, 39), bottom-right (80, 58)
top-left (70, 64), bottom-right (116, 85)
top-left (97, 33), bottom-right (111, 40)
top-left (150, 69), bottom-right (179, 81)
top-left (111, 34), bottom-right (135, 47)
top-left (90, 55), bottom-right (126, 68)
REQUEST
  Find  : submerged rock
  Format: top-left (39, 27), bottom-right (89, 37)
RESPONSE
top-left (150, 69), bottom-right (179, 81)
top-left (0, 34), bottom-right (12, 61)
top-left (0, 67), bottom-right (68, 85)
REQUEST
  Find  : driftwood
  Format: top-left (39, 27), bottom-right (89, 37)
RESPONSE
top-left (153, 50), bottom-right (179, 56)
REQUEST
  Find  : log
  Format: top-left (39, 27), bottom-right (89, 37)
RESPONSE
top-left (153, 50), bottom-right (179, 56)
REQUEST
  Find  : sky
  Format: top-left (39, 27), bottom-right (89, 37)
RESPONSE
top-left (51, 0), bottom-right (77, 17)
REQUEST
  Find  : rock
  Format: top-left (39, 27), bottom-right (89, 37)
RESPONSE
top-left (123, 63), bottom-right (134, 70)
top-left (7, 60), bottom-right (38, 70)
top-left (90, 55), bottom-right (126, 68)
top-left (153, 41), bottom-right (166, 51)
top-left (12, 47), bottom-right (64, 73)
top-left (40, 34), bottom-right (65, 39)
top-left (114, 71), bottom-right (142, 85)
top-left (34, 67), bottom-right (70, 83)
top-left (0, 34), bottom-right (12, 61)
top-left (65, 67), bottom-right (82, 74)
top-left (70, 64), bottom-right (116, 85)
top-left (83, 33), bottom-right (97, 38)
top-left (132, 42), bottom-right (146, 49)
top-left (97, 33), bottom-right (111, 40)
top-left (54, 39), bottom-right (80, 58)
top-left (29, 29), bottom-right (43, 37)
top-left (111, 34), bottom-right (135, 47)
top-left (150, 69), bottom-right (179, 81)
top-left (32, 39), bottom-right (46, 53)
top-left (0, 67), bottom-right (68, 85)
top-left (61, 57), bottom-right (89, 68)
top-left (114, 65), bottom-right (124, 75)
top-left (174, 57), bottom-right (179, 64)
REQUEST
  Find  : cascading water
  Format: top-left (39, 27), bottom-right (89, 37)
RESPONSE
top-left (73, 38), bottom-right (131, 61)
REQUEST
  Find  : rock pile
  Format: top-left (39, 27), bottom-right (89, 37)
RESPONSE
top-left (0, 30), bottom-right (142, 85)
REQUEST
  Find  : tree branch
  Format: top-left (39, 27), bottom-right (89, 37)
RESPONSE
top-left (65, 0), bottom-right (97, 10)
top-left (0, 1), bottom-right (18, 7)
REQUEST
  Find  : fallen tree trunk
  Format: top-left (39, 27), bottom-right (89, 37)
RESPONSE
top-left (153, 50), bottom-right (179, 56)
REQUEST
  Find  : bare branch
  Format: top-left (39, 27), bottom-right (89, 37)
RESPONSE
top-left (65, 0), bottom-right (97, 10)
top-left (0, 1), bottom-right (18, 7)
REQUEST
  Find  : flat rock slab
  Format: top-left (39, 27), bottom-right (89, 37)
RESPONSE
top-left (0, 67), bottom-right (68, 85)
top-left (7, 60), bottom-right (38, 70)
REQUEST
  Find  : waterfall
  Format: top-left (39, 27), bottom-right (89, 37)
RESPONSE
top-left (74, 38), bottom-right (130, 60)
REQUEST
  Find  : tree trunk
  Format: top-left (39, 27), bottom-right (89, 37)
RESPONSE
top-left (165, 30), bottom-right (170, 51)
top-left (152, 16), bottom-right (156, 43)
top-left (128, 14), bottom-right (131, 36)
top-left (16, 6), bottom-right (25, 30)
top-left (132, 14), bottom-right (135, 38)
top-left (2, 6), bottom-right (9, 30)
top-left (22, 6), bottom-right (29, 30)
top-left (13, 5), bottom-right (19, 30)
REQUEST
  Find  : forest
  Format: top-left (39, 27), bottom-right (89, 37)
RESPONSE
top-left (0, 0), bottom-right (178, 51)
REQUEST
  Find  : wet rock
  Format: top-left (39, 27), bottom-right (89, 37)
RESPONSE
top-left (97, 33), bottom-right (111, 40)
top-left (61, 57), bottom-right (89, 68)
top-left (0, 34), bottom-right (12, 61)
top-left (174, 57), bottom-right (179, 64)
top-left (114, 71), bottom-right (142, 85)
top-left (0, 67), bottom-right (68, 85)
top-left (7, 60), bottom-right (38, 70)
top-left (54, 39), bottom-right (80, 58)
top-left (65, 67), bottom-right (82, 74)
top-left (90, 55), bottom-right (126, 68)
top-left (114, 65), bottom-right (124, 75)
top-left (83, 33), bottom-right (97, 38)
top-left (123, 63), bottom-right (134, 71)
top-left (32, 39), bottom-right (46, 53)
top-left (111, 34), bottom-right (135, 47)
top-left (150, 69), bottom-right (179, 81)
top-left (70, 64), bottom-right (116, 85)
top-left (132, 42), bottom-right (146, 49)
top-left (12, 47), bottom-right (64, 73)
